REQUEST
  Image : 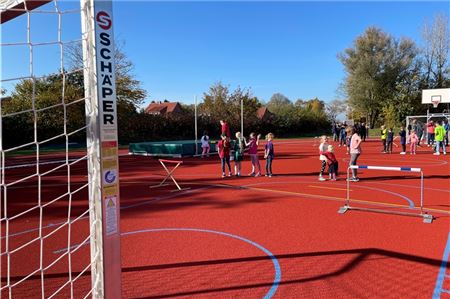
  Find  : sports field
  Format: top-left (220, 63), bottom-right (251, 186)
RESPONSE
top-left (1, 137), bottom-right (449, 298)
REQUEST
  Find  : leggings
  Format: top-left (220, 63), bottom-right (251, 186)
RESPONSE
top-left (221, 157), bottom-right (231, 173)
top-left (319, 160), bottom-right (327, 176)
top-left (410, 142), bottom-right (417, 153)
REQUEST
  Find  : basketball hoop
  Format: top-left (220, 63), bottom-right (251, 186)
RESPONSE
top-left (431, 95), bottom-right (441, 108)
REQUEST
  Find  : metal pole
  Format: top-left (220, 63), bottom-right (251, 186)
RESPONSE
top-left (420, 171), bottom-right (424, 215)
top-left (241, 97), bottom-right (244, 136)
top-left (346, 167), bottom-right (350, 206)
top-left (195, 95), bottom-right (198, 156)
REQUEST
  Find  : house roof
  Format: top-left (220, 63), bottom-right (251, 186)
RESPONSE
top-left (257, 107), bottom-right (271, 119)
top-left (145, 102), bottom-right (180, 114)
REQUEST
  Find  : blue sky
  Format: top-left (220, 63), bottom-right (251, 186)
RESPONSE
top-left (1, 1), bottom-right (449, 108)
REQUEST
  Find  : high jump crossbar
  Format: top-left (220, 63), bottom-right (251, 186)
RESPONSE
top-left (338, 165), bottom-right (433, 224)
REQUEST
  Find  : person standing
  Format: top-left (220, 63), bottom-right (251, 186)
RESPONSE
top-left (200, 131), bottom-right (210, 158)
top-left (348, 126), bottom-right (362, 182)
top-left (318, 135), bottom-right (329, 181)
top-left (399, 126), bottom-right (407, 154)
top-left (264, 133), bottom-right (275, 177)
top-left (444, 119), bottom-right (449, 146)
top-left (434, 121), bottom-right (447, 155)
top-left (233, 132), bottom-right (245, 176)
top-left (245, 133), bottom-right (261, 177)
top-left (380, 125), bottom-right (387, 153)
top-left (386, 128), bottom-right (394, 154)
top-left (339, 124), bottom-right (347, 147)
top-left (409, 130), bottom-right (419, 155)
top-left (220, 120), bottom-right (231, 138)
top-left (360, 122), bottom-right (367, 141)
top-left (217, 134), bottom-right (232, 177)
top-left (427, 120), bottom-right (435, 147)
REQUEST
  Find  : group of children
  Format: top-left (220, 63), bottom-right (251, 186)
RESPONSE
top-left (201, 131), bottom-right (275, 178)
top-left (380, 119), bottom-right (448, 155)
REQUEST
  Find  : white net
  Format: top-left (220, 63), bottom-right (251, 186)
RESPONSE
top-left (1, 0), bottom-right (106, 298)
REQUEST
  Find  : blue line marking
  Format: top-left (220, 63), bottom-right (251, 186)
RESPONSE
top-left (121, 228), bottom-right (281, 299)
top-left (433, 232), bottom-right (450, 299)
top-left (359, 165), bottom-right (368, 169)
top-left (400, 167), bottom-right (411, 171)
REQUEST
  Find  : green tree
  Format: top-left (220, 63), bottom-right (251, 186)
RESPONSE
top-left (339, 27), bottom-right (420, 127)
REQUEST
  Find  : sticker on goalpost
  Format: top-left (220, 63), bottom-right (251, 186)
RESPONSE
top-left (105, 196), bottom-right (118, 235)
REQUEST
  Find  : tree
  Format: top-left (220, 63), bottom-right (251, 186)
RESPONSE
top-left (420, 13), bottom-right (450, 89)
top-left (267, 93), bottom-right (293, 115)
top-left (66, 41), bottom-right (147, 111)
top-left (326, 99), bottom-right (347, 122)
top-left (339, 27), bottom-right (420, 127)
top-left (199, 82), bottom-right (261, 135)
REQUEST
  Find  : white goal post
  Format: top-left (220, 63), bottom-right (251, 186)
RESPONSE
top-left (1, 0), bottom-right (121, 298)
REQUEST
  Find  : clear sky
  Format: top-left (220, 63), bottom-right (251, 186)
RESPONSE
top-left (1, 1), bottom-right (449, 109)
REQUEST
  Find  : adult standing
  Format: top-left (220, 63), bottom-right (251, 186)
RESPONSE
top-left (220, 120), bottom-right (231, 138)
top-left (444, 119), bottom-right (449, 146)
top-left (412, 119), bottom-right (424, 146)
top-left (360, 122), bottom-right (367, 141)
top-left (348, 126), bottom-right (362, 182)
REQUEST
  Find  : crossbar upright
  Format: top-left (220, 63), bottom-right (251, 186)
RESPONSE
top-left (338, 165), bottom-right (433, 223)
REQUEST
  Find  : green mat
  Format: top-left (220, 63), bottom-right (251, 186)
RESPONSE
top-left (129, 140), bottom-right (218, 157)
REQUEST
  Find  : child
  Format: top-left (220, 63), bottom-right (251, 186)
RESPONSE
top-left (264, 133), bottom-right (275, 177)
top-left (386, 128), bottom-right (394, 154)
top-left (380, 125), bottom-right (387, 153)
top-left (217, 134), bottom-right (232, 177)
top-left (345, 127), bottom-right (352, 155)
top-left (427, 120), bottom-right (435, 146)
top-left (318, 135), bottom-right (329, 181)
top-left (399, 126), bottom-right (406, 154)
top-left (339, 125), bottom-right (347, 147)
top-left (324, 145), bottom-right (339, 181)
top-left (233, 132), bottom-right (245, 176)
top-left (200, 131), bottom-right (210, 158)
top-left (245, 133), bottom-right (261, 177)
top-left (409, 130), bottom-right (418, 155)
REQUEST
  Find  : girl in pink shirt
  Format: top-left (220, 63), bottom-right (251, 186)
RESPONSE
top-left (245, 133), bottom-right (261, 176)
top-left (409, 130), bottom-right (418, 154)
top-left (349, 127), bottom-right (362, 182)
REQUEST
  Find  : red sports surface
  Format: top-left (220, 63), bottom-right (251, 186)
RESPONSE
top-left (1, 138), bottom-right (449, 298)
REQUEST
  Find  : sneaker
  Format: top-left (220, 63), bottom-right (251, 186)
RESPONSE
top-left (433, 152), bottom-right (440, 156)
top-left (265, 174), bottom-right (269, 177)
top-left (248, 172), bottom-right (255, 176)
top-left (222, 173), bottom-right (226, 178)
top-left (228, 173), bottom-right (232, 177)
top-left (318, 176), bottom-right (326, 181)
top-left (254, 173), bottom-right (261, 177)
top-left (400, 152), bottom-right (406, 155)
top-left (347, 177), bottom-right (359, 182)
top-left (268, 174), bottom-right (272, 177)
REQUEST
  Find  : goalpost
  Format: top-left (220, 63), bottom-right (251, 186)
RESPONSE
top-left (405, 89), bottom-right (450, 143)
top-left (1, 0), bottom-right (121, 298)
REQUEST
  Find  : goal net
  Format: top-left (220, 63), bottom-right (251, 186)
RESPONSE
top-left (1, 0), bottom-right (121, 298)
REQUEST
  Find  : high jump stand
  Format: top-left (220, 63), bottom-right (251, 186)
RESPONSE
top-left (150, 159), bottom-right (190, 192)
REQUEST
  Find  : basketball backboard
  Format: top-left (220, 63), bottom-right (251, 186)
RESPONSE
top-left (422, 88), bottom-right (450, 107)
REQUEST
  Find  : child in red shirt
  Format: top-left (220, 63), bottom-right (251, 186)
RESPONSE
top-left (217, 134), bottom-right (232, 177)
top-left (324, 145), bottom-right (339, 181)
